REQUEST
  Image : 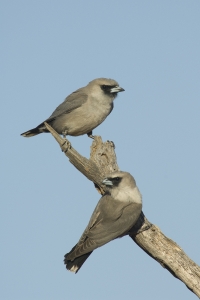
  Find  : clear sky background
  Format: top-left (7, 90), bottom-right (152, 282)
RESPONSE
top-left (1, 1), bottom-right (200, 299)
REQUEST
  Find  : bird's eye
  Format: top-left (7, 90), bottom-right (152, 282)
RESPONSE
top-left (115, 177), bottom-right (120, 181)
top-left (101, 84), bottom-right (108, 92)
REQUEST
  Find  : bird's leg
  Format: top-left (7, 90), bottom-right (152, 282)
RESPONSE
top-left (61, 130), bottom-right (71, 152)
top-left (87, 131), bottom-right (95, 139)
top-left (62, 130), bottom-right (68, 139)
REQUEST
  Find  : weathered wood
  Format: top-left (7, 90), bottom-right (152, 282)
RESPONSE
top-left (44, 122), bottom-right (104, 194)
top-left (131, 223), bottom-right (200, 297)
top-left (45, 122), bottom-right (200, 298)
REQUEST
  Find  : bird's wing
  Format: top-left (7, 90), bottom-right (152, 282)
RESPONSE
top-left (88, 201), bottom-right (142, 244)
top-left (67, 195), bottom-right (142, 260)
top-left (45, 88), bottom-right (88, 122)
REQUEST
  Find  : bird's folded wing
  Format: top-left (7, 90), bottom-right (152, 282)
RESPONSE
top-left (67, 196), bottom-right (141, 260)
top-left (88, 202), bottom-right (142, 244)
top-left (46, 89), bottom-right (88, 121)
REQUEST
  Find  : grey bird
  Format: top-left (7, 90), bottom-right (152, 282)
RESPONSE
top-left (21, 78), bottom-right (124, 138)
top-left (64, 171), bottom-right (142, 273)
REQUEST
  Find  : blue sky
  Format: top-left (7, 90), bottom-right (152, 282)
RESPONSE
top-left (1, 1), bottom-right (200, 299)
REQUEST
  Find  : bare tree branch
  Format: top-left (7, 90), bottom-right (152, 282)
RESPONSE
top-left (44, 122), bottom-right (200, 298)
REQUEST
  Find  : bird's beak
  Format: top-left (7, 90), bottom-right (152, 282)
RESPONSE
top-left (110, 86), bottom-right (125, 93)
top-left (102, 178), bottom-right (113, 186)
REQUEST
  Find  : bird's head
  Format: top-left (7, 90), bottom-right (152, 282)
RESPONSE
top-left (88, 78), bottom-right (125, 100)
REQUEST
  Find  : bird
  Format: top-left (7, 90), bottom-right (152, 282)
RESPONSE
top-left (64, 171), bottom-right (142, 273)
top-left (21, 78), bottom-right (124, 139)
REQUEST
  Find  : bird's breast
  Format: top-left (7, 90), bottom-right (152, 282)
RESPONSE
top-left (111, 187), bottom-right (142, 204)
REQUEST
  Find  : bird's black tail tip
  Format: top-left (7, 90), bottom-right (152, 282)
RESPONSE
top-left (21, 127), bottom-right (43, 137)
top-left (64, 251), bottom-right (93, 274)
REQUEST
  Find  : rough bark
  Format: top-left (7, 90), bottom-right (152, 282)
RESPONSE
top-left (44, 122), bottom-right (200, 298)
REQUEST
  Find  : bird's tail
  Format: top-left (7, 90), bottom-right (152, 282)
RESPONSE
top-left (21, 123), bottom-right (48, 137)
top-left (64, 246), bottom-right (93, 274)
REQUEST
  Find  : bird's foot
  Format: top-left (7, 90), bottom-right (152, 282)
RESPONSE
top-left (129, 223), bottom-right (152, 236)
top-left (61, 140), bottom-right (71, 153)
top-left (87, 131), bottom-right (95, 139)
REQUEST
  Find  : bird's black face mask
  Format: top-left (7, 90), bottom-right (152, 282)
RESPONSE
top-left (101, 84), bottom-right (117, 96)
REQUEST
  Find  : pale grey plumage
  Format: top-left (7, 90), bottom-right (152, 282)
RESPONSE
top-left (21, 78), bottom-right (124, 138)
top-left (64, 171), bottom-right (142, 273)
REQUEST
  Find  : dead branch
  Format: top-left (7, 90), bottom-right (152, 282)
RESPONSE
top-left (44, 122), bottom-right (200, 298)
